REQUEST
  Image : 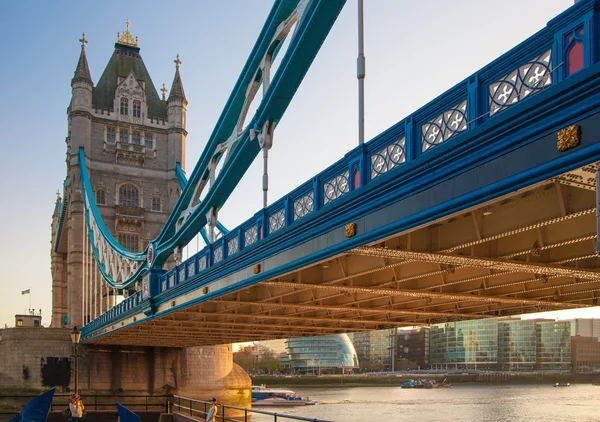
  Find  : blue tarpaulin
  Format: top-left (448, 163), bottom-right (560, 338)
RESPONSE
top-left (116, 402), bottom-right (140, 422)
top-left (14, 388), bottom-right (56, 422)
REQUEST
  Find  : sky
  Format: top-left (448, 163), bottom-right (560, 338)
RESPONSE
top-left (0, 0), bottom-right (595, 328)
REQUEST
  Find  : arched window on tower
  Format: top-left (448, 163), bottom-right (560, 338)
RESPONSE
top-left (120, 98), bottom-right (129, 115)
top-left (133, 100), bottom-right (141, 118)
top-left (106, 127), bottom-right (116, 143)
top-left (132, 131), bottom-right (141, 145)
top-left (119, 183), bottom-right (139, 208)
top-left (95, 188), bottom-right (106, 205)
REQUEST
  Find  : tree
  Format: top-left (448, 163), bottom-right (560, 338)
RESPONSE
top-left (233, 346), bottom-right (254, 371)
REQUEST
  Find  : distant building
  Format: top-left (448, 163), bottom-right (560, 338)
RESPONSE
top-left (571, 336), bottom-right (600, 373)
top-left (348, 329), bottom-right (394, 372)
top-left (285, 334), bottom-right (358, 374)
top-left (396, 327), bottom-right (430, 370)
top-left (567, 319), bottom-right (600, 339)
top-left (536, 320), bottom-right (571, 371)
top-left (430, 319), bottom-right (498, 370)
top-left (15, 313), bottom-right (42, 328)
top-left (498, 319), bottom-right (537, 372)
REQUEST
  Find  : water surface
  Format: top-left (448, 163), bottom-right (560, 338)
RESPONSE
top-left (250, 384), bottom-right (600, 421)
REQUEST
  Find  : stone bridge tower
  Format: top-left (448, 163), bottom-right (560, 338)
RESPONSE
top-left (50, 24), bottom-right (186, 328)
top-left (49, 25), bottom-right (250, 407)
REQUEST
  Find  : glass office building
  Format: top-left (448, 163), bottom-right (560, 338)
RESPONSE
top-left (348, 329), bottom-right (394, 372)
top-left (498, 319), bottom-right (537, 371)
top-left (285, 334), bottom-right (359, 374)
top-left (430, 319), bottom-right (498, 369)
top-left (536, 321), bottom-right (571, 370)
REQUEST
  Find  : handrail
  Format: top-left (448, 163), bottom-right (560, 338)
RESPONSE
top-left (172, 394), bottom-right (332, 422)
top-left (0, 393), bottom-right (172, 413)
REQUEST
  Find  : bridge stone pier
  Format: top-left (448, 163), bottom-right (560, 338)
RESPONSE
top-left (0, 328), bottom-right (248, 408)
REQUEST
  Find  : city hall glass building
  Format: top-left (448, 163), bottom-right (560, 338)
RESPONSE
top-left (285, 334), bottom-right (359, 374)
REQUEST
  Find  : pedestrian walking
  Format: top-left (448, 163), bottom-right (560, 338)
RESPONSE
top-left (205, 397), bottom-right (218, 422)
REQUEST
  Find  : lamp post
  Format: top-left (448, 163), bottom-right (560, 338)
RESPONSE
top-left (70, 326), bottom-right (81, 394)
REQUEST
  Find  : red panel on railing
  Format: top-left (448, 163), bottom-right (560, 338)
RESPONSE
top-left (568, 41), bottom-right (584, 75)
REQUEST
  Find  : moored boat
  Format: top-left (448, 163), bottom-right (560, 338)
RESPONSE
top-left (401, 379), bottom-right (451, 389)
top-left (252, 385), bottom-right (316, 406)
top-left (554, 382), bottom-right (571, 387)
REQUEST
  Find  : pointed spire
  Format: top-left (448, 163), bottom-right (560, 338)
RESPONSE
top-left (52, 190), bottom-right (62, 218)
top-left (161, 83), bottom-right (168, 101)
top-left (168, 54), bottom-right (187, 103)
top-left (72, 32), bottom-right (92, 85)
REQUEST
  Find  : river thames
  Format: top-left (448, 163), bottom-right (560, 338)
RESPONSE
top-left (251, 384), bottom-right (600, 421)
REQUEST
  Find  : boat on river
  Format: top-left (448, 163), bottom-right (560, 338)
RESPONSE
top-left (553, 382), bottom-right (571, 387)
top-left (401, 379), bottom-right (451, 389)
top-left (252, 385), bottom-right (316, 406)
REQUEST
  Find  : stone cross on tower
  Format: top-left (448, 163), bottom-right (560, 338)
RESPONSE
top-left (161, 83), bottom-right (168, 101)
top-left (79, 32), bottom-right (88, 49)
top-left (174, 54), bottom-right (181, 69)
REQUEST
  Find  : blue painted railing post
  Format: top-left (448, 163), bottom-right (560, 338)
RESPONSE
top-left (141, 268), bottom-right (165, 317)
top-left (236, 228), bottom-right (242, 254)
top-left (405, 116), bottom-right (417, 161)
top-left (467, 74), bottom-right (481, 129)
top-left (553, 28), bottom-right (566, 84)
top-left (312, 177), bottom-right (321, 212)
top-left (346, 144), bottom-right (364, 191)
top-left (284, 196), bottom-right (293, 226)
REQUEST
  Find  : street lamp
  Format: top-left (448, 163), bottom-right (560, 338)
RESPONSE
top-left (70, 326), bottom-right (81, 394)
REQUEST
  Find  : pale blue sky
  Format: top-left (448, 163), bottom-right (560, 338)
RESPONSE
top-left (0, 0), bottom-right (593, 328)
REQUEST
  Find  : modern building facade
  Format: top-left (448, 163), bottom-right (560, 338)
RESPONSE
top-left (571, 336), bottom-right (600, 373)
top-left (430, 319), bottom-right (498, 370)
top-left (498, 319), bottom-right (537, 371)
top-left (285, 334), bottom-right (359, 374)
top-left (396, 327), bottom-right (430, 370)
top-left (348, 329), bottom-right (394, 372)
top-left (536, 320), bottom-right (571, 370)
top-left (429, 318), bottom-right (572, 371)
top-left (50, 24), bottom-right (186, 328)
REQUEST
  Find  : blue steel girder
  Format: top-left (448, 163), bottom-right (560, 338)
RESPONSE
top-left (150, 0), bottom-right (346, 267)
top-left (82, 0), bottom-right (600, 341)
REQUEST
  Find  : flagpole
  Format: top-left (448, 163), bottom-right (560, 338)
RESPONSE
top-left (357, 0), bottom-right (366, 145)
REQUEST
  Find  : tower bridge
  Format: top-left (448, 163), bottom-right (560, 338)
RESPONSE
top-left (48, 0), bottom-right (600, 407)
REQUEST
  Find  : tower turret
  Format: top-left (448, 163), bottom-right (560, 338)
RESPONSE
top-left (70, 33), bottom-right (93, 153)
top-left (167, 54), bottom-right (187, 172)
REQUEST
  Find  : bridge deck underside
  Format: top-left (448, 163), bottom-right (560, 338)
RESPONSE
top-left (89, 164), bottom-right (600, 347)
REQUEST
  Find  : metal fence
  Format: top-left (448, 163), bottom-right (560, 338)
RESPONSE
top-left (172, 395), bottom-right (331, 422)
top-left (0, 393), bottom-right (171, 414)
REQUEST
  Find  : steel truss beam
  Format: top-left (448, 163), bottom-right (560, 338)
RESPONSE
top-left (440, 208), bottom-right (594, 253)
top-left (351, 247), bottom-right (600, 282)
top-left (260, 281), bottom-right (584, 308)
